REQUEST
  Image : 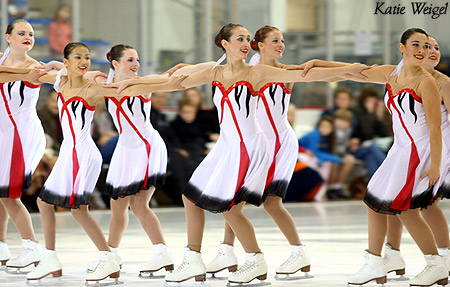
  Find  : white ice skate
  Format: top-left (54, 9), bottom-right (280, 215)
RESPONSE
top-left (206, 243), bottom-right (238, 278)
top-left (274, 245), bottom-right (313, 281)
top-left (382, 244), bottom-right (407, 281)
top-left (6, 239), bottom-right (42, 274)
top-left (86, 247), bottom-right (123, 273)
top-left (348, 251), bottom-right (386, 286)
top-left (438, 247), bottom-right (450, 275)
top-left (139, 243), bottom-right (174, 278)
top-left (227, 252), bottom-right (270, 287)
top-left (0, 241), bottom-right (10, 267)
top-left (410, 254), bottom-right (448, 287)
top-left (26, 249), bottom-right (64, 286)
top-left (85, 251), bottom-right (122, 287)
top-left (164, 247), bottom-right (207, 285)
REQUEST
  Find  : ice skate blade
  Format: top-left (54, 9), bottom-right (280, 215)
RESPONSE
top-left (85, 278), bottom-right (123, 287)
top-left (5, 266), bottom-right (32, 275)
top-left (27, 277), bottom-right (66, 286)
top-left (387, 275), bottom-right (408, 282)
top-left (275, 272), bottom-right (314, 281)
top-left (164, 281), bottom-right (211, 287)
top-left (139, 271), bottom-right (166, 279)
top-left (346, 284), bottom-right (385, 287)
top-left (226, 281), bottom-right (271, 287)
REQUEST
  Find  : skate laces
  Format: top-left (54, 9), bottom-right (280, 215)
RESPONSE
top-left (12, 248), bottom-right (33, 261)
top-left (234, 259), bottom-right (257, 275)
top-left (174, 257), bottom-right (191, 273)
top-left (280, 253), bottom-right (300, 268)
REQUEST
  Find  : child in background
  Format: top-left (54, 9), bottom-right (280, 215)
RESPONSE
top-left (48, 4), bottom-right (72, 55)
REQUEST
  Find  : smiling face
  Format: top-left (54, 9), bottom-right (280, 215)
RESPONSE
top-left (113, 48), bottom-right (140, 80)
top-left (423, 36), bottom-right (440, 70)
top-left (399, 32), bottom-right (430, 67)
top-left (5, 21), bottom-right (34, 53)
top-left (259, 29), bottom-right (285, 60)
top-left (222, 26), bottom-right (251, 60)
top-left (64, 45), bottom-right (90, 76)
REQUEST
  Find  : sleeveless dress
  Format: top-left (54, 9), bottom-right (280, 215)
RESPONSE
top-left (435, 71), bottom-right (450, 197)
top-left (105, 95), bottom-right (167, 199)
top-left (0, 51), bottom-right (45, 198)
top-left (257, 82), bottom-right (297, 199)
top-left (365, 73), bottom-right (446, 215)
top-left (183, 67), bottom-right (270, 213)
top-left (39, 78), bottom-right (102, 209)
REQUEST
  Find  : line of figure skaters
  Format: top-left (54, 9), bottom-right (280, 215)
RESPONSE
top-left (0, 19), bottom-right (449, 287)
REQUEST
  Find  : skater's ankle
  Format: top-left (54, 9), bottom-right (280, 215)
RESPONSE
top-left (386, 243), bottom-right (400, 251)
top-left (187, 245), bottom-right (201, 252)
top-left (366, 250), bottom-right (381, 257)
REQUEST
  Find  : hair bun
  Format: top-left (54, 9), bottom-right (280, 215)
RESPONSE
top-left (250, 39), bottom-right (257, 51)
top-left (106, 51), bottom-right (112, 62)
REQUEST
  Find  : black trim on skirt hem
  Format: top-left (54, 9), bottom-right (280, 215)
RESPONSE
top-left (261, 180), bottom-right (289, 201)
top-left (364, 185), bottom-right (441, 215)
top-left (182, 182), bottom-right (263, 214)
top-left (0, 173), bottom-right (32, 198)
top-left (39, 188), bottom-right (92, 209)
top-left (439, 184), bottom-right (450, 199)
top-left (106, 173), bottom-right (165, 200)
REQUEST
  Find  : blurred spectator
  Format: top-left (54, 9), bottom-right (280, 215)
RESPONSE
top-left (48, 4), bottom-right (72, 56)
top-left (37, 91), bottom-right (62, 154)
top-left (322, 87), bottom-right (357, 130)
top-left (299, 115), bottom-right (354, 200)
top-left (182, 87), bottom-right (220, 143)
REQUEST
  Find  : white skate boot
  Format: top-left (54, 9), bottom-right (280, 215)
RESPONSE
top-left (383, 244), bottom-right (407, 280)
top-left (348, 251), bottom-right (386, 285)
top-left (206, 243), bottom-right (238, 278)
top-left (227, 252), bottom-right (269, 286)
top-left (139, 243), bottom-right (174, 278)
top-left (86, 246), bottom-right (123, 273)
top-left (438, 247), bottom-right (450, 275)
top-left (275, 245), bottom-right (313, 280)
top-left (165, 247), bottom-right (206, 284)
top-left (410, 254), bottom-right (448, 287)
top-left (0, 241), bottom-right (10, 267)
top-left (6, 239), bottom-right (42, 274)
top-left (85, 251), bottom-right (121, 286)
top-left (26, 249), bottom-right (63, 285)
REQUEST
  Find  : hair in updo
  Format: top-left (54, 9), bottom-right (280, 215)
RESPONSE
top-left (214, 23), bottom-right (244, 52)
top-left (251, 25), bottom-right (279, 51)
top-left (6, 19), bottom-right (30, 35)
top-left (63, 42), bottom-right (89, 59)
top-left (400, 28), bottom-right (428, 45)
top-left (106, 44), bottom-right (135, 69)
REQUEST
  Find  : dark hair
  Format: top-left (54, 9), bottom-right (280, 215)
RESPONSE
top-left (357, 85), bottom-right (380, 107)
top-left (107, 44), bottom-right (135, 69)
top-left (317, 115), bottom-right (336, 154)
top-left (400, 28), bottom-right (428, 45)
top-left (334, 109), bottom-right (353, 123)
top-left (334, 87), bottom-right (353, 102)
top-left (178, 98), bottom-right (197, 110)
top-left (6, 19), bottom-right (30, 35)
top-left (214, 23), bottom-right (244, 51)
top-left (251, 25), bottom-right (279, 51)
top-left (63, 42), bottom-right (90, 59)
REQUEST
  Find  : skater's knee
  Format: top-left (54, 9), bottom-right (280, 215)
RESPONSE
top-left (129, 200), bottom-right (149, 217)
top-left (71, 206), bottom-right (89, 220)
top-left (263, 196), bottom-right (282, 214)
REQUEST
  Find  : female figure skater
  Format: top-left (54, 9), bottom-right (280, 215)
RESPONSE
top-left (4, 42), bottom-right (184, 284)
top-left (206, 25), bottom-right (311, 280)
top-left (100, 44), bottom-right (174, 276)
top-left (0, 19), bottom-right (47, 271)
top-left (115, 23), bottom-right (367, 285)
top-left (382, 35), bottom-right (450, 278)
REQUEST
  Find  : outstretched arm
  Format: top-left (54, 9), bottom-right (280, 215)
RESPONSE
top-left (104, 75), bottom-right (171, 94)
top-left (179, 67), bottom-right (213, 89)
top-left (118, 75), bottom-right (187, 97)
top-left (170, 62), bottom-right (216, 76)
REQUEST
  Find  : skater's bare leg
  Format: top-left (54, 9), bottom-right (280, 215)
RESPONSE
top-left (387, 215), bottom-right (403, 250)
top-left (0, 202), bottom-right (8, 242)
top-left (37, 198), bottom-right (56, 250)
top-left (108, 197), bottom-right (130, 248)
top-left (223, 223), bottom-right (236, 246)
top-left (71, 205), bottom-right (110, 251)
top-left (183, 195), bottom-right (204, 252)
top-left (223, 202), bottom-right (260, 253)
top-left (130, 187), bottom-right (165, 245)
top-left (422, 199), bottom-right (450, 248)
top-left (0, 198), bottom-right (35, 241)
top-left (264, 196), bottom-right (301, 245)
top-left (367, 206), bottom-right (387, 256)
top-left (398, 209), bottom-right (438, 255)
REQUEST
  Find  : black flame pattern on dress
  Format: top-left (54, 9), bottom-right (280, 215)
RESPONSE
top-left (396, 92), bottom-right (418, 124)
top-left (70, 101), bottom-right (88, 129)
top-left (267, 85), bottom-right (288, 115)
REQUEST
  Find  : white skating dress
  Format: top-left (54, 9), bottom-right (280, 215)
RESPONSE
top-left (0, 50), bottom-right (45, 198)
top-left (183, 68), bottom-right (270, 213)
top-left (365, 73), bottom-right (446, 214)
top-left (39, 77), bottom-right (102, 209)
top-left (257, 82), bottom-right (297, 199)
top-left (105, 94), bottom-right (167, 199)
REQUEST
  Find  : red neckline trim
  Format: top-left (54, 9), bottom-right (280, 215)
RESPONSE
top-left (212, 81), bottom-right (257, 96)
top-left (23, 81), bottom-right (41, 89)
top-left (258, 82), bottom-right (292, 94)
top-left (58, 93), bottom-right (96, 111)
top-left (105, 95), bottom-right (150, 103)
top-left (386, 83), bottom-right (422, 103)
